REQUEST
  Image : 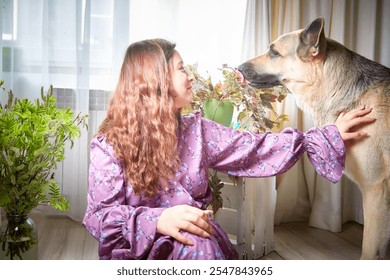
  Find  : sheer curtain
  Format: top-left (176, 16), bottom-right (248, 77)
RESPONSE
top-left (239, 0), bottom-right (277, 259)
top-left (1, 0), bottom-right (132, 220)
top-left (242, 0), bottom-right (390, 235)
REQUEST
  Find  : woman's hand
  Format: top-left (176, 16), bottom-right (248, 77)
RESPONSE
top-left (157, 205), bottom-right (213, 245)
top-left (334, 106), bottom-right (376, 141)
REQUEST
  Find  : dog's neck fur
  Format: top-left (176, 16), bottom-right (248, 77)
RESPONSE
top-left (293, 39), bottom-right (390, 127)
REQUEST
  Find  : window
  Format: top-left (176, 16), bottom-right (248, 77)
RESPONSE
top-left (2, 0), bottom-right (17, 41)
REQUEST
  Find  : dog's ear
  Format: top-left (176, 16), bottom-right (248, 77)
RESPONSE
top-left (298, 18), bottom-right (326, 61)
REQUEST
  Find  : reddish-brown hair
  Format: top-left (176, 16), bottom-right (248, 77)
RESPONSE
top-left (99, 39), bottom-right (180, 197)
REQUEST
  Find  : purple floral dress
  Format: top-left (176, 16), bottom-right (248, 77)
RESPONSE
top-left (82, 111), bottom-right (345, 260)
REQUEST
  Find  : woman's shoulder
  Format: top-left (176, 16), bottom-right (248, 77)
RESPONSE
top-left (91, 133), bottom-right (107, 145)
top-left (89, 134), bottom-right (122, 164)
top-left (90, 134), bottom-right (114, 154)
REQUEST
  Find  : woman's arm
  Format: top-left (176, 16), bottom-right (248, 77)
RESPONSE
top-left (199, 106), bottom-right (374, 183)
top-left (203, 121), bottom-right (344, 182)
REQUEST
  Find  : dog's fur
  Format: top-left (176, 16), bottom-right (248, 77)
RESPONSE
top-left (238, 18), bottom-right (390, 259)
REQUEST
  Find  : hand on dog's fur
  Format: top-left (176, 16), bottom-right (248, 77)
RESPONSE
top-left (334, 106), bottom-right (376, 141)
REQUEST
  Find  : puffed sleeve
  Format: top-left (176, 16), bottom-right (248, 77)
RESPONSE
top-left (199, 114), bottom-right (345, 183)
top-left (82, 136), bottom-right (165, 259)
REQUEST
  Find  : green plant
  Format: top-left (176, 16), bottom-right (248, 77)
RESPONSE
top-left (0, 80), bottom-right (88, 259)
top-left (184, 65), bottom-right (289, 212)
top-left (0, 80), bottom-right (88, 215)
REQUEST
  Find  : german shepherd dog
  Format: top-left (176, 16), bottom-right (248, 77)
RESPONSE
top-left (238, 18), bottom-right (390, 259)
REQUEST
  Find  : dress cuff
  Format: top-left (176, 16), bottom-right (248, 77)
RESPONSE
top-left (304, 125), bottom-right (346, 183)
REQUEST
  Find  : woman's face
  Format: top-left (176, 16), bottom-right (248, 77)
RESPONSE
top-left (169, 51), bottom-right (194, 110)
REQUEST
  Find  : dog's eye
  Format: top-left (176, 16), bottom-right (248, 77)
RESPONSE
top-left (269, 47), bottom-right (281, 58)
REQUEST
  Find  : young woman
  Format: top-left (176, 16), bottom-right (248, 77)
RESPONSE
top-left (82, 38), bottom-right (375, 260)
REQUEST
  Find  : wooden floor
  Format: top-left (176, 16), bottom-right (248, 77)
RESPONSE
top-left (259, 222), bottom-right (389, 260)
top-left (30, 208), bottom-right (99, 260)
top-left (28, 208), bottom-right (390, 260)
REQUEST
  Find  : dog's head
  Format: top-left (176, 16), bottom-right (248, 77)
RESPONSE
top-left (238, 18), bottom-right (327, 91)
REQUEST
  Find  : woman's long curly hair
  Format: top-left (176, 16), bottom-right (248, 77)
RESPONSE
top-left (99, 39), bottom-right (180, 197)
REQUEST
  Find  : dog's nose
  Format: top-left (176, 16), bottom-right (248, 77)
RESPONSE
top-left (237, 63), bottom-right (254, 83)
top-left (237, 63), bottom-right (245, 74)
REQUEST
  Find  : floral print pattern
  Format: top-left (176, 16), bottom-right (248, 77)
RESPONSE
top-left (82, 111), bottom-right (345, 259)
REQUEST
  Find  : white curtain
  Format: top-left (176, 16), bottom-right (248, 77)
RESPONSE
top-left (238, 0), bottom-right (277, 259)
top-left (241, 0), bottom-right (390, 234)
top-left (1, 0), bottom-right (131, 220)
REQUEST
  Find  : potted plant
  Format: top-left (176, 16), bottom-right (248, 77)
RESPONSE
top-left (184, 64), bottom-right (289, 213)
top-left (0, 80), bottom-right (88, 259)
